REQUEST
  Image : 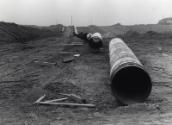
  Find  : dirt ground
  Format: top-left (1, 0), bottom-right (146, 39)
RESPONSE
top-left (1, 27), bottom-right (172, 125)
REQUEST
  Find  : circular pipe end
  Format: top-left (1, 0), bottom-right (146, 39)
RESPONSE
top-left (111, 66), bottom-right (152, 105)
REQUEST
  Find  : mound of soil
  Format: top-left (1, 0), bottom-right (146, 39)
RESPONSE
top-left (0, 22), bottom-right (62, 44)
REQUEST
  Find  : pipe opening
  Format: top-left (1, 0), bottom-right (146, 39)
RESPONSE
top-left (111, 66), bottom-right (152, 104)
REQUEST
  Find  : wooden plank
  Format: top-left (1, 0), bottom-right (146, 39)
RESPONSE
top-left (35, 102), bottom-right (95, 108)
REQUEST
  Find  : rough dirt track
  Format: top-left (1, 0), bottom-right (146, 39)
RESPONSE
top-left (0, 26), bottom-right (172, 125)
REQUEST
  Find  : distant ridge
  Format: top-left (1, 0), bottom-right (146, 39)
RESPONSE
top-left (158, 17), bottom-right (172, 25)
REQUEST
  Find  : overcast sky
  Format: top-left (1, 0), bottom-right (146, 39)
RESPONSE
top-left (0, 0), bottom-right (172, 26)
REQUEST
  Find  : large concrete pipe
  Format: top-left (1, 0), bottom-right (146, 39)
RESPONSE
top-left (109, 38), bottom-right (152, 105)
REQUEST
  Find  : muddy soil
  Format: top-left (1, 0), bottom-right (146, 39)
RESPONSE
top-left (0, 27), bottom-right (172, 125)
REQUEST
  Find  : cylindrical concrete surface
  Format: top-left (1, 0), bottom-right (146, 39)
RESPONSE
top-left (109, 38), bottom-right (152, 105)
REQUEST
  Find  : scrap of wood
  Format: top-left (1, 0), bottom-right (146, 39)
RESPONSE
top-left (58, 93), bottom-right (85, 103)
top-left (42, 62), bottom-right (56, 65)
top-left (43, 97), bottom-right (68, 103)
top-left (34, 61), bottom-right (56, 65)
top-left (62, 56), bottom-right (74, 63)
top-left (35, 94), bottom-right (46, 103)
top-left (73, 54), bottom-right (80, 57)
top-left (59, 51), bottom-right (75, 54)
top-left (59, 93), bottom-right (82, 100)
top-left (35, 102), bottom-right (95, 108)
top-left (60, 44), bottom-right (84, 46)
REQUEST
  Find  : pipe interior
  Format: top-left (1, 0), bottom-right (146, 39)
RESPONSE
top-left (111, 66), bottom-right (152, 104)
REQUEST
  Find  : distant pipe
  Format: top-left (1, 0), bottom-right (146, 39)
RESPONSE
top-left (73, 26), bottom-right (78, 35)
top-left (109, 38), bottom-right (152, 105)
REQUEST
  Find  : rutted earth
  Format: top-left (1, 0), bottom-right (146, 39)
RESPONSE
top-left (0, 27), bottom-right (172, 125)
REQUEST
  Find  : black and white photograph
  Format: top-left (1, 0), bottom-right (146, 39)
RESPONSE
top-left (0, 0), bottom-right (172, 124)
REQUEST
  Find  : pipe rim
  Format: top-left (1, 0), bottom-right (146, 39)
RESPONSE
top-left (110, 63), bottom-right (152, 105)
